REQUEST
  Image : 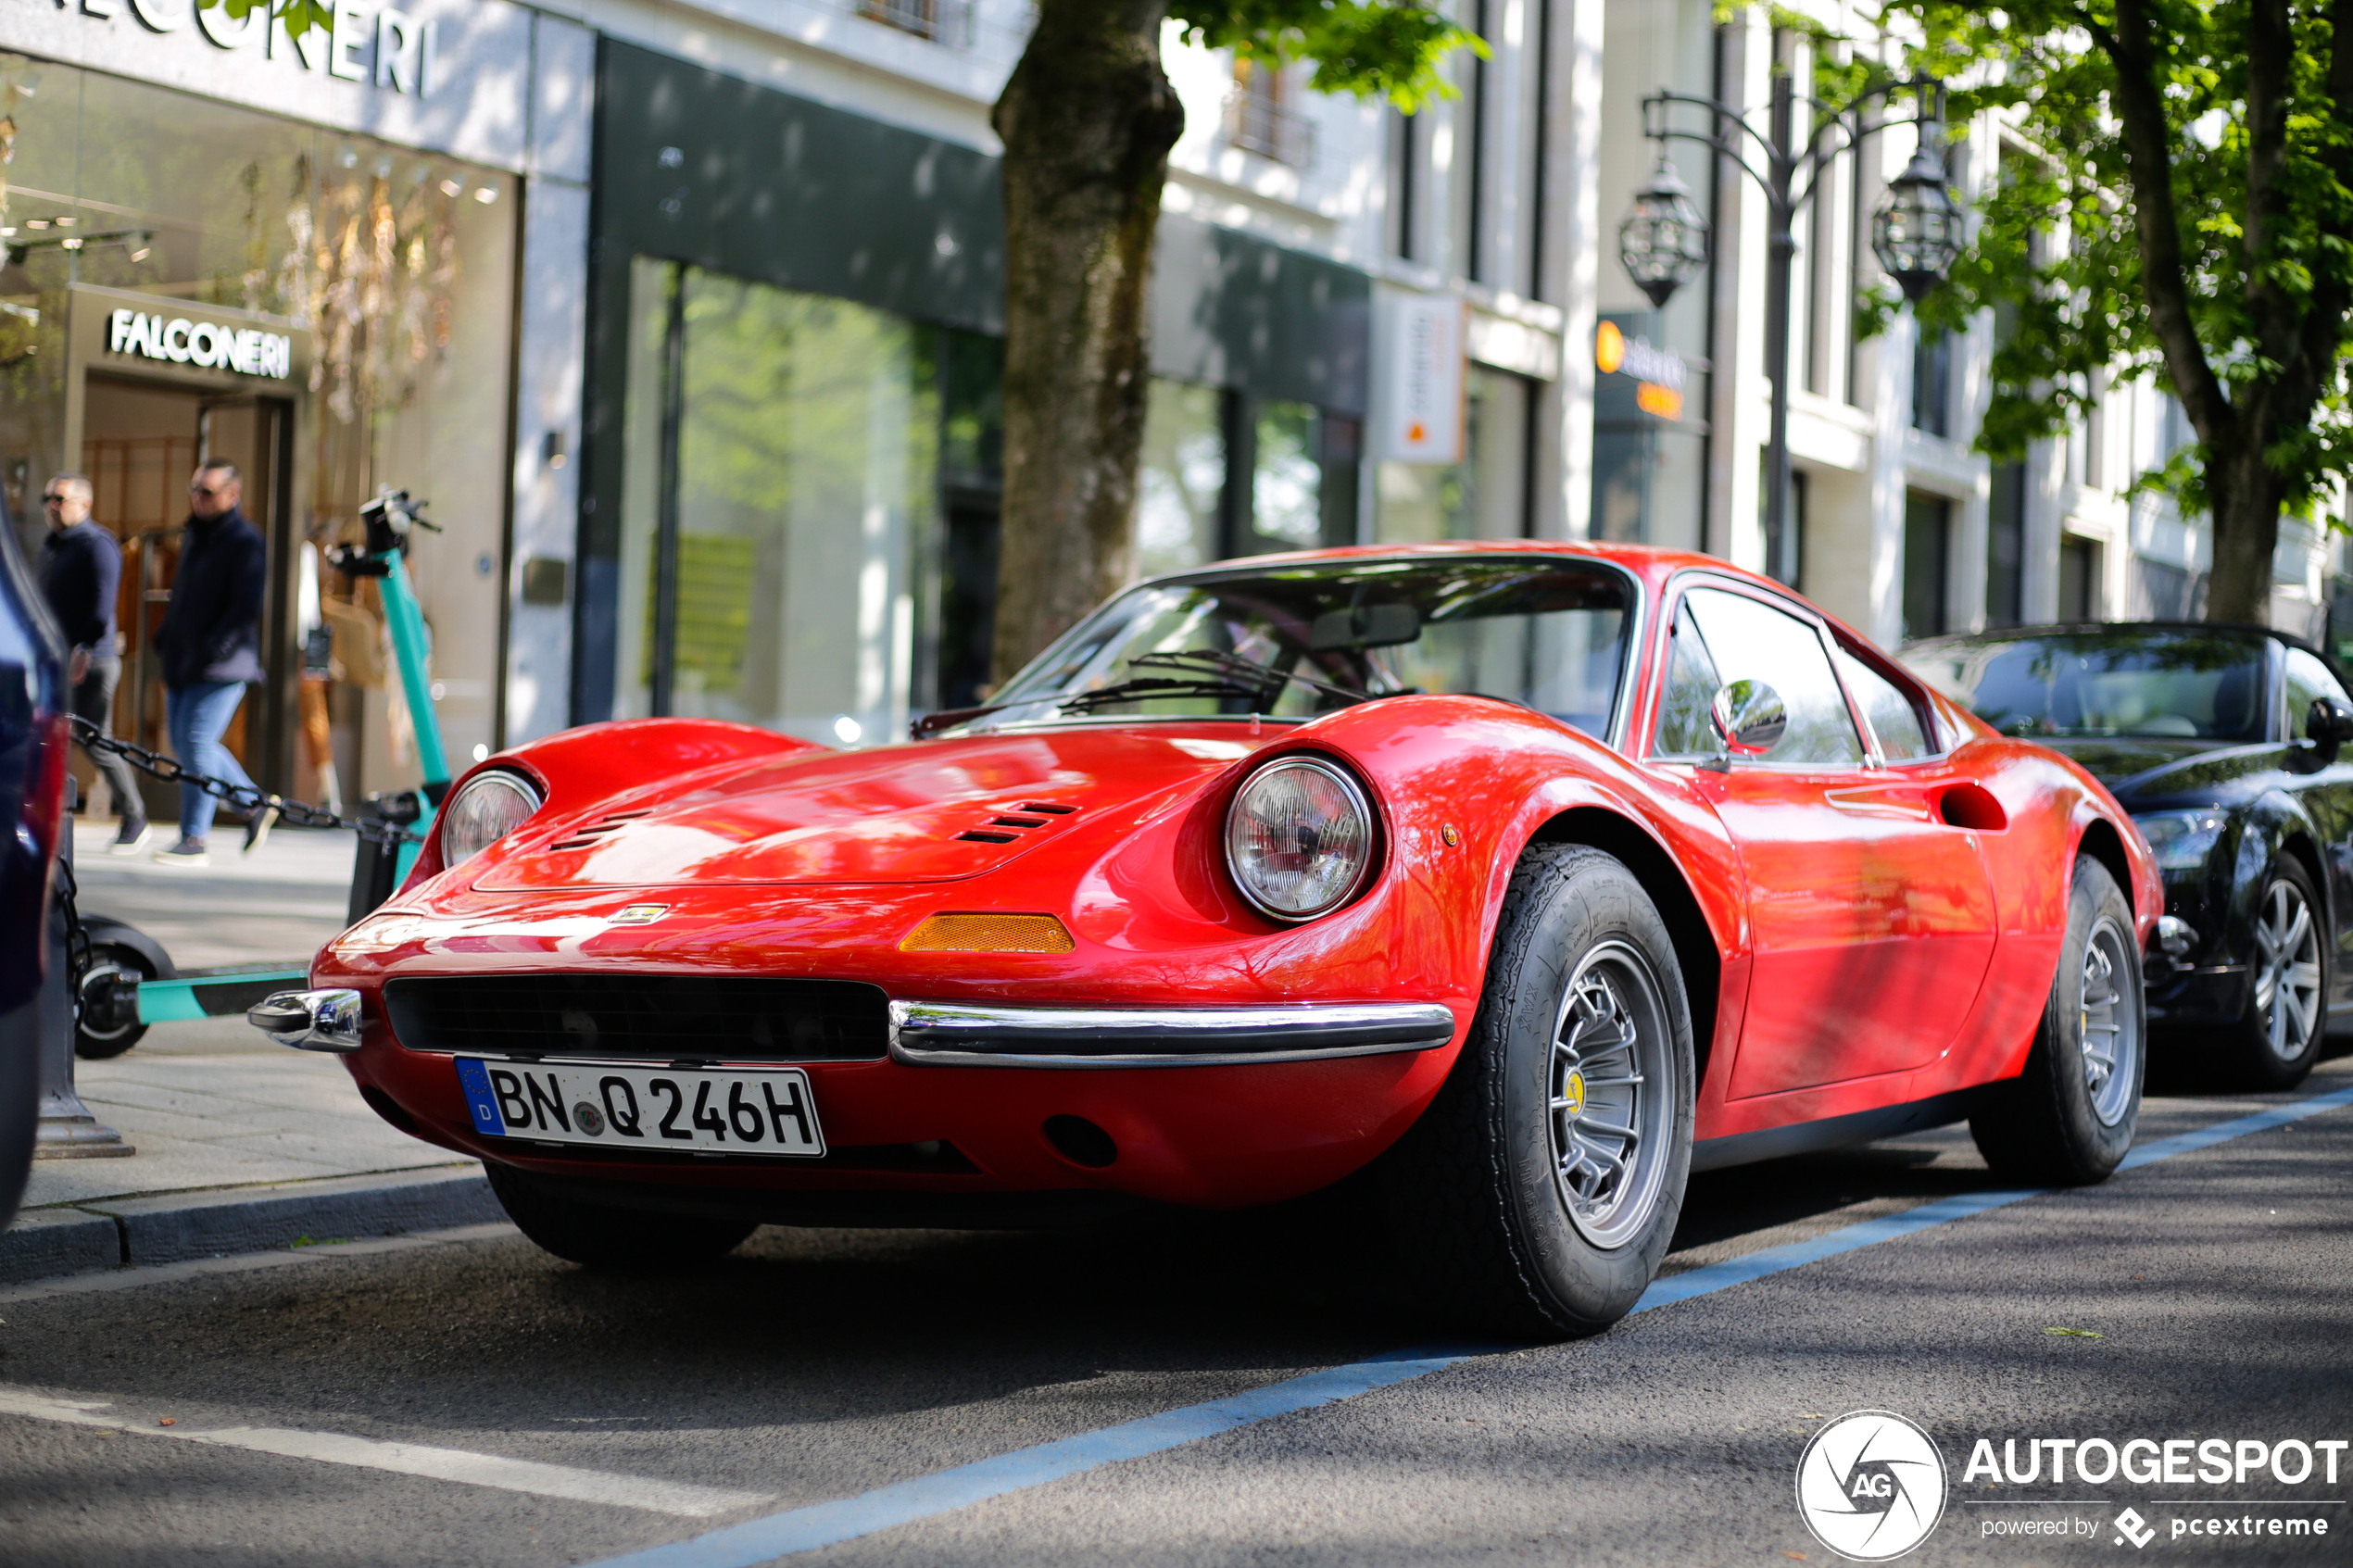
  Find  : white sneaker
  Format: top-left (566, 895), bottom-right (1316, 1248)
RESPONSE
top-left (242, 805), bottom-right (279, 857)
top-left (152, 838), bottom-right (211, 868)
top-left (106, 824), bottom-right (153, 856)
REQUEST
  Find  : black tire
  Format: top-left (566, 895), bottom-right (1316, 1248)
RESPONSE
top-left (73, 944), bottom-right (152, 1060)
top-left (1378, 844), bottom-right (1695, 1340)
top-left (1970, 856), bottom-right (2144, 1184)
top-left (2222, 858), bottom-right (2325, 1091)
top-left (485, 1162), bottom-right (758, 1272)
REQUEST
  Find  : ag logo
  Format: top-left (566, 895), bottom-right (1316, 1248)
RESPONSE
top-left (1794, 1410), bottom-right (1947, 1561)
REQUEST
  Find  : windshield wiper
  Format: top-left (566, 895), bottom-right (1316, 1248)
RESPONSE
top-left (1057, 649), bottom-right (1373, 716)
top-left (1057, 674), bottom-right (1271, 715)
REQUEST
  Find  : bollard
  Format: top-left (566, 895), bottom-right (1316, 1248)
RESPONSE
top-left (35, 782), bottom-right (132, 1159)
top-left (347, 790), bottom-right (423, 923)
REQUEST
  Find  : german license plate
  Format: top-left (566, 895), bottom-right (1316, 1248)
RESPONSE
top-left (453, 1059), bottom-right (824, 1158)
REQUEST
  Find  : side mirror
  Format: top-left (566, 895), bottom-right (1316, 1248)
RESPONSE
top-left (1707, 679), bottom-right (1787, 763)
top-left (2307, 696), bottom-right (2353, 755)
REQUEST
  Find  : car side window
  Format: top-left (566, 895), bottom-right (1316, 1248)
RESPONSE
top-left (1654, 600), bottom-right (1722, 756)
top-left (1834, 648), bottom-right (1936, 761)
top-left (2284, 648), bottom-right (2347, 740)
top-left (1654, 587), bottom-right (1864, 767)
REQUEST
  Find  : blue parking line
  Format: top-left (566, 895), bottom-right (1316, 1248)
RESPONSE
top-left (575, 1076), bottom-right (2353, 1568)
top-left (2116, 1079), bottom-right (2353, 1169)
top-left (579, 1348), bottom-right (1491, 1568)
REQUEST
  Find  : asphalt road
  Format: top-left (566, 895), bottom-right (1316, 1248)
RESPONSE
top-left (2, 1053), bottom-right (2347, 1568)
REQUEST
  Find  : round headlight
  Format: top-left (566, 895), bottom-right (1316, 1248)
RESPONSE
top-left (440, 770), bottom-right (544, 868)
top-left (1225, 756), bottom-right (1377, 922)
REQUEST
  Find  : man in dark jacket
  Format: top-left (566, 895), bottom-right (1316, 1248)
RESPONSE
top-left (36, 473), bottom-right (149, 853)
top-left (152, 460), bottom-right (270, 866)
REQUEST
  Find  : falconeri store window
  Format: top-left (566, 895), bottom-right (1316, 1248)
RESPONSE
top-left (0, 56), bottom-right (516, 809)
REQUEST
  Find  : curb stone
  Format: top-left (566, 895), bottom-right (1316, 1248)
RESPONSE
top-left (0, 1165), bottom-right (497, 1284)
top-left (0, 1208), bottom-right (123, 1284)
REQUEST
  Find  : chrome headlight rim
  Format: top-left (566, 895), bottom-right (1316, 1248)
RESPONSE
top-left (439, 767), bottom-right (546, 869)
top-left (1223, 753), bottom-right (1380, 924)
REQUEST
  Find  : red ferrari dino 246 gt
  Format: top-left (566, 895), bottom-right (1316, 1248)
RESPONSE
top-left (256, 543), bottom-right (2159, 1337)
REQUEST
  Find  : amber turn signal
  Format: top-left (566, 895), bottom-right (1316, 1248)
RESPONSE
top-left (900, 913), bottom-right (1076, 954)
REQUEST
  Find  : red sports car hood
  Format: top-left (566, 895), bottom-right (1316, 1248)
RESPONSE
top-left (470, 726), bottom-right (1268, 890)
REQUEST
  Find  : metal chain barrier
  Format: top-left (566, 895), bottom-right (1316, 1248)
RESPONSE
top-left (66, 714), bottom-right (424, 846)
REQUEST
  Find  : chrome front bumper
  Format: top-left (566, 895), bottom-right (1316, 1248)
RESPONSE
top-left (248, 989), bottom-right (364, 1053)
top-left (889, 999), bottom-right (1459, 1069)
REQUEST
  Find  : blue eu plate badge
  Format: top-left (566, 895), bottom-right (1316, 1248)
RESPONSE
top-left (454, 1058), bottom-right (507, 1136)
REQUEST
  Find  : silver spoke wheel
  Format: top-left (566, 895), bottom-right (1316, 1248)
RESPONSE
top-left (2079, 914), bottom-right (2140, 1126)
top-left (2252, 878), bottom-right (2322, 1063)
top-left (1549, 941), bottom-right (1673, 1249)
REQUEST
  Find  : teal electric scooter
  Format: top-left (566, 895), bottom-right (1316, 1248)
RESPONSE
top-left (80, 488), bottom-right (453, 1047)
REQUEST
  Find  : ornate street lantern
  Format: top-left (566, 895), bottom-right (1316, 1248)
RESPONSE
top-left (1617, 157), bottom-right (1711, 309)
top-left (1870, 118), bottom-right (1965, 302)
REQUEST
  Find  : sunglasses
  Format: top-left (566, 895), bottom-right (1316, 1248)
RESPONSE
top-left (188, 482), bottom-right (233, 496)
top-left (41, 493), bottom-right (73, 505)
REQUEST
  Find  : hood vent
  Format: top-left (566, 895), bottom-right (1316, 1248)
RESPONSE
top-left (953, 801), bottom-right (1077, 846)
top-left (544, 809), bottom-right (652, 853)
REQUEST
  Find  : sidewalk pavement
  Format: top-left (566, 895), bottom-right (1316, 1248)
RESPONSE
top-left (2, 821), bottom-right (501, 1286)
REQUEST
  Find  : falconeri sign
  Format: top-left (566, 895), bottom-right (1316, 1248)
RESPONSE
top-left (56, 0), bottom-right (438, 98)
top-left (107, 307), bottom-right (293, 380)
top-left (0, 0), bottom-right (549, 177)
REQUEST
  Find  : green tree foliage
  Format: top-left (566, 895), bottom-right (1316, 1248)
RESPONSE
top-left (1171, 1), bottom-right (1484, 109)
top-left (203, 0), bottom-right (335, 38)
top-left (1873, 2), bottom-right (2353, 622)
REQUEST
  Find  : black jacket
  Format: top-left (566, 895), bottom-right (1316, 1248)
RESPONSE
top-left (156, 508), bottom-right (267, 688)
top-left (37, 521), bottom-right (120, 655)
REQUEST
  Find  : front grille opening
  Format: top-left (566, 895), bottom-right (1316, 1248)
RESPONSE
top-left (956, 831), bottom-right (1018, 844)
top-left (383, 975), bottom-right (888, 1061)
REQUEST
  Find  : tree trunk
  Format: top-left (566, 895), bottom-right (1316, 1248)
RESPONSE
top-left (988, 1), bottom-right (1184, 685)
top-left (2204, 440), bottom-right (2284, 624)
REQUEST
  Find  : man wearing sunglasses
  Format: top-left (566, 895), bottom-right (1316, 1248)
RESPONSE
top-left (151, 460), bottom-right (272, 866)
top-left (35, 473), bottom-right (149, 854)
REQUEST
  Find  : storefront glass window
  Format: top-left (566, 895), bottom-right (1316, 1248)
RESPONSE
top-left (617, 262), bottom-right (937, 746)
top-left (1137, 378), bottom-right (1225, 578)
top-left (1377, 368), bottom-right (1529, 543)
top-left (0, 55), bottom-right (515, 805)
top-left (1248, 399), bottom-right (1322, 550)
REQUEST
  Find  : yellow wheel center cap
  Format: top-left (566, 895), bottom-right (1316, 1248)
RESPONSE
top-left (1562, 1071), bottom-right (1587, 1117)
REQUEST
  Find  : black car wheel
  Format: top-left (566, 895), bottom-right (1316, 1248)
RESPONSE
top-left (1380, 845), bottom-right (1694, 1340)
top-left (1970, 855), bottom-right (2144, 1184)
top-left (2229, 859), bottom-right (2325, 1090)
top-left (486, 1162), bottom-right (759, 1271)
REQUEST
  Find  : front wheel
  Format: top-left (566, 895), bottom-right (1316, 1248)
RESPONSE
top-left (74, 944), bottom-right (153, 1060)
top-left (486, 1162), bottom-right (758, 1272)
top-left (1379, 845), bottom-right (1695, 1340)
top-left (2225, 859), bottom-right (2325, 1090)
top-left (1970, 855), bottom-right (2144, 1185)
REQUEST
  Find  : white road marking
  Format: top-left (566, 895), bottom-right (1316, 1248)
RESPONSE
top-left (0, 1386), bottom-right (772, 1519)
top-left (0, 1223), bottom-right (521, 1306)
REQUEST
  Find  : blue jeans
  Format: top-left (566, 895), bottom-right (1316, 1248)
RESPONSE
top-left (167, 681), bottom-right (257, 842)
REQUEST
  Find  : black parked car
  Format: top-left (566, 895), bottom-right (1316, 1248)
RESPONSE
top-left (0, 497), bottom-right (69, 1229)
top-left (1904, 622), bottom-right (2353, 1090)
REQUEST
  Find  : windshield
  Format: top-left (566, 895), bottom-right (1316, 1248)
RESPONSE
top-left (1902, 629), bottom-right (2270, 742)
top-left (965, 558), bottom-right (1633, 739)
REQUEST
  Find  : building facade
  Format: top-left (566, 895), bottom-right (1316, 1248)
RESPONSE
top-left (0, 0), bottom-right (591, 807)
top-left (6, 0), bottom-right (2336, 791)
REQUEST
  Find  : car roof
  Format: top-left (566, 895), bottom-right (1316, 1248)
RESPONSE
top-left (1139, 538), bottom-right (1787, 598)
